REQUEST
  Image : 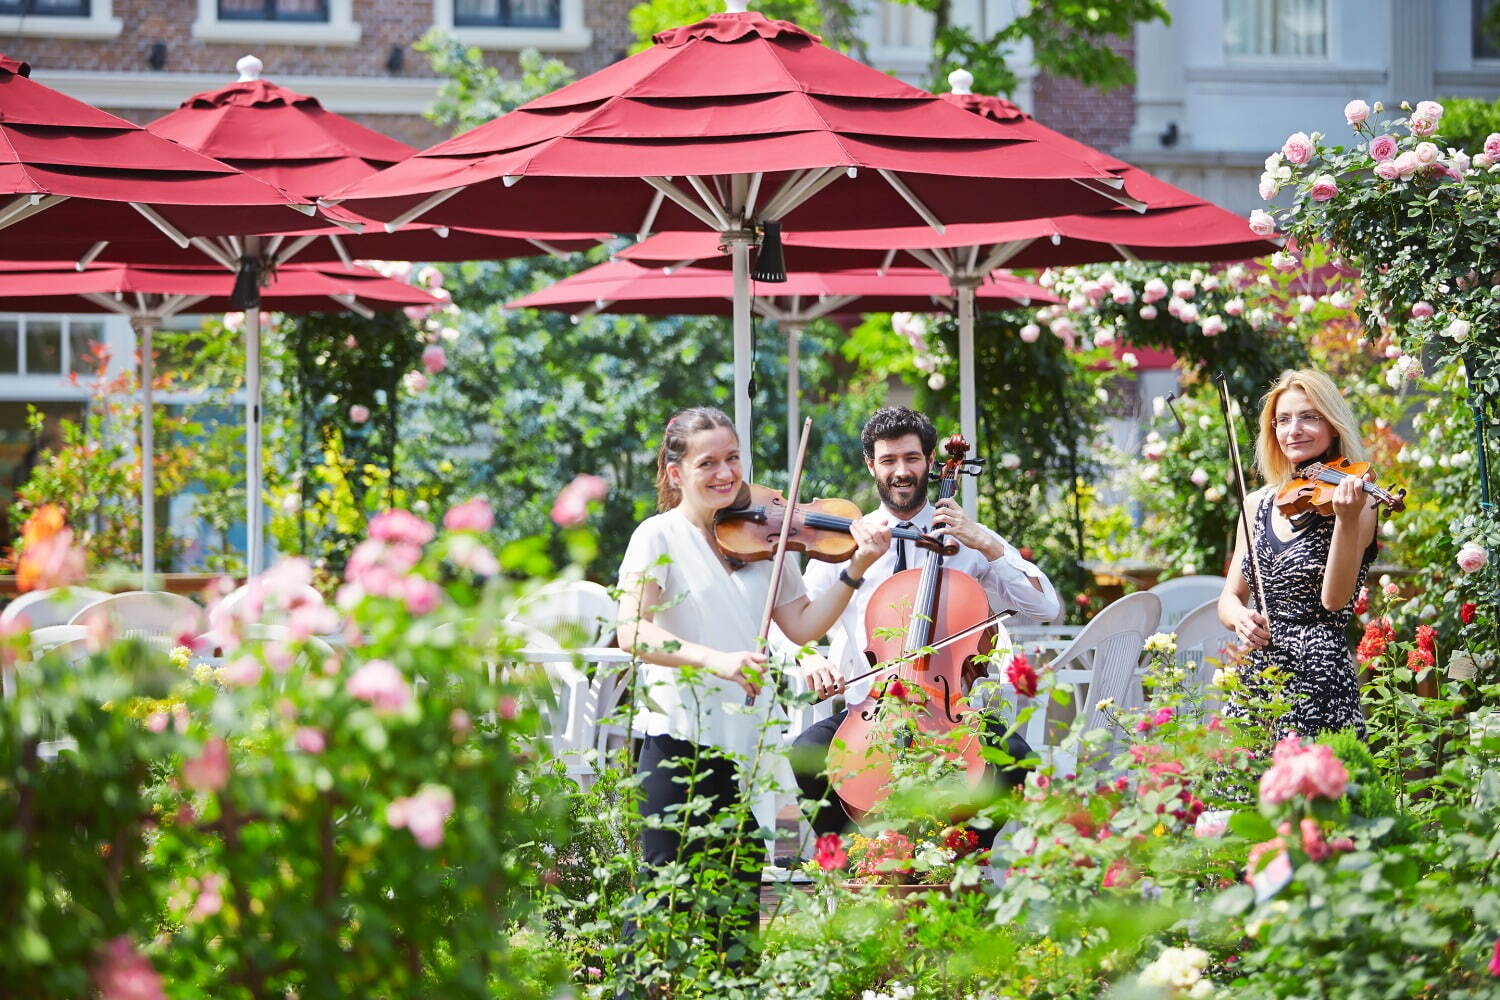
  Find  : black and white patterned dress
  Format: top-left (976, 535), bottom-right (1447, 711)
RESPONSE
top-left (1229, 492), bottom-right (1376, 741)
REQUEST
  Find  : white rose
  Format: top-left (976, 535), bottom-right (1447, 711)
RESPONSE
top-left (1001, 452), bottom-right (1021, 470)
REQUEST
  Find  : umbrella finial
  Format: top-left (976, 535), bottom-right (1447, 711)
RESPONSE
top-left (724, 0), bottom-right (750, 12)
top-left (236, 54), bottom-right (264, 82)
top-left (947, 68), bottom-right (974, 95)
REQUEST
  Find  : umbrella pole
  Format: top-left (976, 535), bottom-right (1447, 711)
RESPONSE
top-left (246, 303), bottom-right (263, 579)
top-left (728, 234), bottom-right (754, 480)
top-left (784, 321), bottom-right (802, 485)
top-left (956, 280), bottom-right (978, 517)
top-left (135, 318), bottom-right (156, 591)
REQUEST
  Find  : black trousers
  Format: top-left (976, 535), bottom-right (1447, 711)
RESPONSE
top-left (789, 708), bottom-right (1033, 844)
top-left (635, 734), bottom-right (763, 947)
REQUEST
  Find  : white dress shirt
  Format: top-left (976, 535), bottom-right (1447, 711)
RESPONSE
top-left (803, 502), bottom-right (1060, 703)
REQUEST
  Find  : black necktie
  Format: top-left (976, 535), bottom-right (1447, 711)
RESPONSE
top-left (894, 521), bottom-right (914, 572)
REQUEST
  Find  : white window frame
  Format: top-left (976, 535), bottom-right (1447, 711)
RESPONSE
top-left (0, 0), bottom-right (121, 38)
top-left (1222, 0), bottom-right (1332, 64)
top-left (192, 0), bottom-right (361, 46)
top-left (0, 313), bottom-right (129, 402)
top-left (433, 0), bottom-right (592, 52)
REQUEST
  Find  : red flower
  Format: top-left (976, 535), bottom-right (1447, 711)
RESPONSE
top-left (1356, 618), bottom-right (1396, 665)
top-left (813, 833), bottom-right (847, 871)
top-left (1416, 625), bottom-right (1437, 655)
top-left (1353, 585), bottom-right (1369, 616)
top-left (1489, 939), bottom-right (1500, 976)
top-left (1006, 652), bottom-right (1038, 697)
top-left (1075, 593), bottom-right (1092, 607)
top-left (1462, 602), bottom-right (1478, 625)
top-left (1407, 648), bottom-right (1435, 671)
top-left (884, 678), bottom-right (909, 702)
top-left (943, 826), bottom-right (980, 856)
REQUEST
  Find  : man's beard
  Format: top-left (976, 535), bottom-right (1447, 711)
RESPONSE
top-left (876, 474), bottom-right (927, 518)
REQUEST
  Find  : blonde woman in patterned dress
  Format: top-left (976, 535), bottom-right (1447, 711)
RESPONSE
top-left (1218, 369), bottom-right (1380, 739)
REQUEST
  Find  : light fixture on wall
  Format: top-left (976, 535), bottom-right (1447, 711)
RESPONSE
top-left (386, 45), bottom-right (404, 75)
top-left (1159, 121), bottom-right (1179, 148)
top-left (147, 41), bottom-right (167, 71)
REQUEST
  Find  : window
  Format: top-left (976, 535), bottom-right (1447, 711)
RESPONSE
top-left (0, 0), bottom-right (89, 14)
top-left (218, 0), bottom-right (326, 20)
top-left (1477, 0), bottom-right (1500, 59)
top-left (0, 317), bottom-right (105, 376)
top-left (1224, 0), bottom-right (1327, 58)
top-left (455, 0), bottom-right (559, 28)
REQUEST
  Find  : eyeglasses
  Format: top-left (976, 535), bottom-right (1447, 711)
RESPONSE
top-left (1273, 411), bottom-right (1326, 430)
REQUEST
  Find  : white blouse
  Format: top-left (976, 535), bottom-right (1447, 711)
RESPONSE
top-left (617, 507), bottom-right (806, 758)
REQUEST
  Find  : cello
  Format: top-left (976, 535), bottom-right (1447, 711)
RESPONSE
top-left (826, 435), bottom-right (1008, 819)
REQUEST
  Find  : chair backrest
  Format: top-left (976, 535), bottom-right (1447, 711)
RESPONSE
top-left (510, 579), bottom-right (617, 648)
top-left (1171, 599), bottom-right (1237, 710)
top-left (1147, 575), bottom-right (1227, 629)
top-left (2, 587), bottom-right (110, 630)
top-left (1052, 591), bottom-right (1163, 744)
top-left (72, 592), bottom-right (207, 648)
top-left (218, 582), bottom-right (327, 622)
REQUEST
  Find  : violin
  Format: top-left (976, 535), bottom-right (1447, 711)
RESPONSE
top-left (826, 435), bottom-right (1004, 821)
top-left (714, 482), bottom-right (957, 567)
top-left (1275, 456), bottom-right (1407, 527)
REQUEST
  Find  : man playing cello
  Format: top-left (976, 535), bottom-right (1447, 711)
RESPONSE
top-left (793, 406), bottom-right (1061, 837)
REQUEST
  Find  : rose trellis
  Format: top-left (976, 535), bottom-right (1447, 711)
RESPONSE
top-left (1259, 97), bottom-right (1500, 634)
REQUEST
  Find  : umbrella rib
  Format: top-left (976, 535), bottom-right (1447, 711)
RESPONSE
top-left (978, 239), bottom-right (1032, 273)
top-left (762, 167), bottom-right (838, 221)
top-left (636, 189), bottom-right (666, 239)
top-left (771, 166), bottom-right (848, 221)
top-left (526, 238), bottom-right (573, 258)
top-left (758, 169), bottom-right (807, 218)
top-left (805, 294), bottom-right (858, 321)
top-left (0, 193), bottom-right (66, 232)
top-left (878, 248), bottom-right (897, 276)
top-left (189, 237), bottom-right (237, 271)
top-left (328, 233), bottom-right (356, 268)
top-left (162, 294), bottom-right (210, 319)
top-left (743, 172), bottom-right (763, 221)
top-left (685, 176), bottom-right (732, 230)
top-left (641, 177), bottom-right (722, 231)
top-left (273, 234), bottom-right (320, 266)
top-left (79, 291), bottom-right (134, 316)
top-left (1073, 177), bottom-right (1146, 213)
top-left (382, 186), bottom-right (465, 232)
top-left (876, 170), bottom-right (945, 234)
top-left (130, 203), bottom-right (192, 248)
top-left (76, 241), bottom-right (109, 271)
top-left (1110, 242), bottom-right (1142, 264)
top-left (905, 246), bottom-right (948, 274)
top-left (752, 298), bottom-right (785, 322)
top-left (331, 293), bottom-right (375, 319)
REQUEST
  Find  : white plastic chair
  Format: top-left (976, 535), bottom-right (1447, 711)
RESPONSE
top-left (1, 586), bottom-right (110, 630)
top-left (1146, 575), bottom-right (1227, 629)
top-left (509, 579), bottom-right (617, 648)
top-left (71, 592), bottom-right (207, 651)
top-left (1172, 599), bottom-right (1237, 713)
top-left (1044, 591), bottom-right (1162, 772)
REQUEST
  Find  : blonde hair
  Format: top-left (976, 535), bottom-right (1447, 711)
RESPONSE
top-left (655, 407), bottom-right (735, 511)
top-left (1254, 369), bottom-right (1367, 486)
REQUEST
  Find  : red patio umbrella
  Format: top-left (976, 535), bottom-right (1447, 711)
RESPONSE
top-left (0, 54), bottom-right (321, 252)
top-left (507, 258), bottom-right (1056, 480)
top-left (617, 67), bottom-right (1274, 509)
top-left (326, 2), bottom-right (1136, 472)
top-left (0, 261), bottom-right (438, 586)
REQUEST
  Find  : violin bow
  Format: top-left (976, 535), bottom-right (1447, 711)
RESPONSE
top-left (836, 609), bottom-right (1017, 695)
top-left (747, 415), bottom-right (813, 706)
top-left (1214, 372), bottom-right (1272, 648)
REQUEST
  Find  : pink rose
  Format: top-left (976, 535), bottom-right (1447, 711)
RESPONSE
top-left (1409, 117), bottom-right (1436, 136)
top-left (1111, 285), bottom-right (1134, 305)
top-left (402, 576), bottom-right (442, 615)
top-left (1368, 134), bottom-right (1397, 161)
top-left (1271, 251), bottom-right (1299, 273)
top-left (368, 509), bottom-right (435, 547)
top-left (1194, 810), bottom-right (1230, 838)
top-left (1259, 175), bottom-right (1278, 200)
top-left (145, 711), bottom-right (170, 734)
top-left (1344, 99), bottom-right (1370, 125)
top-left (183, 738), bottom-right (230, 793)
top-left (550, 473), bottom-right (609, 528)
top-left (403, 370), bottom-right (429, 394)
top-left (1489, 939), bottom-right (1500, 977)
top-left (92, 937), bottom-right (167, 1000)
top-left (1374, 160), bottom-right (1402, 181)
top-left (1258, 736), bottom-right (1349, 805)
top-left (1200, 315), bottom-right (1227, 337)
top-left (1393, 151), bottom-right (1419, 176)
top-left (415, 264), bottom-right (443, 290)
top-left (1139, 305), bottom-right (1158, 320)
top-left (404, 304), bottom-right (434, 323)
top-left (421, 345), bottom-right (447, 374)
top-left (1458, 542), bottom-right (1489, 574)
top-left (346, 659), bottom-right (412, 714)
top-left (388, 786), bottom-right (456, 848)
top-left (295, 727), bottom-right (326, 754)
top-left (1414, 141), bottom-right (1439, 165)
top-left (1281, 131), bottom-right (1313, 164)
top-left (220, 655), bottom-right (263, 687)
top-left (1019, 323), bottom-right (1040, 343)
top-left (1142, 277), bottom-right (1169, 304)
top-left (443, 497), bottom-right (494, 533)
top-left (1415, 100), bottom-right (1444, 122)
top-left (1300, 817), bottom-right (1331, 861)
top-left (348, 404), bottom-right (370, 424)
top-left (498, 695), bottom-right (519, 721)
top-left (1486, 133), bottom-right (1500, 159)
top-left (1309, 174), bottom-right (1339, 201)
top-left (1411, 301), bottom-right (1434, 318)
top-left (1248, 209), bottom-right (1277, 236)
top-left (1225, 297), bottom-right (1245, 316)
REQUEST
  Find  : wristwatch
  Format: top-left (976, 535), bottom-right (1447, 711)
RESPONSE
top-left (838, 569), bottom-right (864, 590)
